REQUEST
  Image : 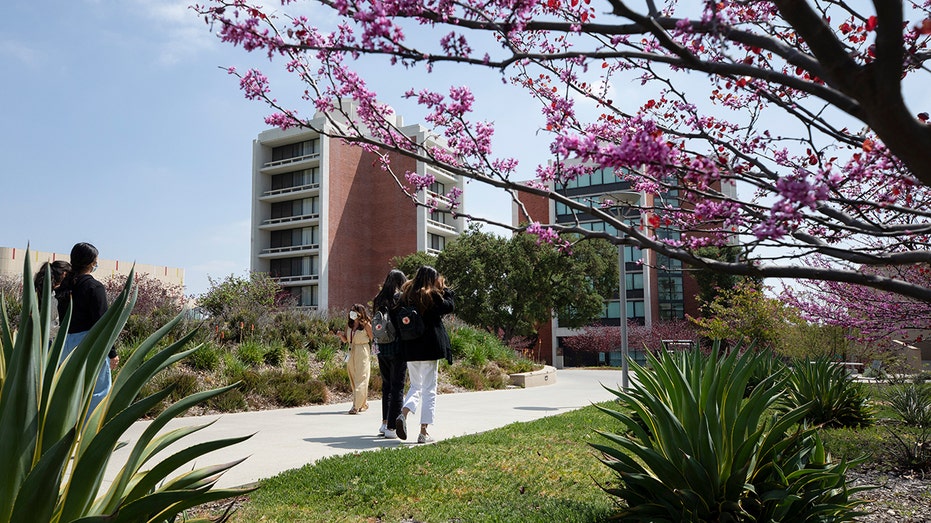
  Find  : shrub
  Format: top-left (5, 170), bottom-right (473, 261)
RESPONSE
top-left (781, 357), bottom-right (875, 428)
top-left (319, 361), bottom-right (351, 393)
top-left (237, 340), bottom-right (266, 367)
top-left (263, 342), bottom-right (287, 367)
top-left (593, 346), bottom-right (870, 522)
top-left (882, 382), bottom-right (931, 427)
top-left (292, 348), bottom-right (312, 373)
top-left (0, 255), bottom-right (252, 522)
top-left (448, 364), bottom-right (488, 390)
top-left (206, 387), bottom-right (248, 412)
top-left (187, 340), bottom-right (223, 371)
top-left (267, 370), bottom-right (329, 407)
top-left (222, 352), bottom-right (248, 383)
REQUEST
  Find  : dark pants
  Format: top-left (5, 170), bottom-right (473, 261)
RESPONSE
top-left (378, 353), bottom-right (407, 429)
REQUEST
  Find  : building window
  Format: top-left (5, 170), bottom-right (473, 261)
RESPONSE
top-left (659, 302), bottom-right (685, 320)
top-left (604, 299), bottom-right (645, 320)
top-left (286, 285), bottom-right (318, 307)
top-left (428, 233), bottom-right (446, 251)
top-left (271, 167), bottom-right (319, 190)
top-left (271, 197), bottom-right (319, 220)
top-left (270, 226), bottom-right (319, 249)
top-left (272, 139), bottom-right (320, 162)
top-left (429, 181), bottom-right (446, 194)
top-left (430, 210), bottom-right (454, 226)
top-left (269, 256), bottom-right (318, 278)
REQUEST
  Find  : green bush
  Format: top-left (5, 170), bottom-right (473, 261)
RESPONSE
top-left (882, 382), bottom-right (931, 427)
top-left (0, 254), bottom-right (252, 522)
top-left (237, 340), bottom-right (266, 367)
top-left (593, 346), bottom-right (870, 522)
top-left (292, 348), bottom-right (312, 373)
top-left (449, 325), bottom-right (538, 374)
top-left (187, 340), bottom-right (223, 371)
top-left (206, 387), bottom-right (248, 412)
top-left (222, 352), bottom-right (248, 383)
top-left (263, 342), bottom-right (287, 367)
top-left (781, 357), bottom-right (875, 428)
top-left (268, 370), bottom-right (329, 407)
top-left (319, 361), bottom-right (351, 393)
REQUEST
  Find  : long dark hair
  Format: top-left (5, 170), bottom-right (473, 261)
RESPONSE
top-left (70, 242), bottom-right (98, 274)
top-left (373, 269), bottom-right (407, 311)
top-left (401, 265), bottom-right (446, 312)
top-left (347, 303), bottom-right (370, 331)
top-left (34, 260), bottom-right (72, 301)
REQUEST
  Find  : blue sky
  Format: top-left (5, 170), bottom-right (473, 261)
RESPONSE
top-left (0, 0), bottom-right (550, 296)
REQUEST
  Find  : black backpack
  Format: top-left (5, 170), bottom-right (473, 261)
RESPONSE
top-left (372, 308), bottom-right (396, 344)
top-left (397, 305), bottom-right (426, 341)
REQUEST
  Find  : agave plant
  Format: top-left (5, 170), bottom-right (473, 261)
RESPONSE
top-left (0, 251), bottom-right (253, 522)
top-left (782, 357), bottom-right (875, 428)
top-left (592, 345), bottom-right (871, 522)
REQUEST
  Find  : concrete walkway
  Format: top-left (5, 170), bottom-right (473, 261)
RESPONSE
top-left (103, 368), bottom-right (627, 489)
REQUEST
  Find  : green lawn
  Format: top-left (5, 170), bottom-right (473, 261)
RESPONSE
top-left (227, 403), bottom-right (621, 522)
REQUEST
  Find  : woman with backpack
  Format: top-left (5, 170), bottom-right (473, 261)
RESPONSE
top-left (395, 265), bottom-right (455, 443)
top-left (371, 269), bottom-right (408, 439)
top-left (337, 303), bottom-right (374, 415)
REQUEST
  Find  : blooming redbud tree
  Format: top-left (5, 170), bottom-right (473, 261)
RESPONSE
top-left (194, 1), bottom-right (931, 305)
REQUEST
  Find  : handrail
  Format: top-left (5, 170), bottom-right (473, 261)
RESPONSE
top-left (263, 183), bottom-right (320, 197)
top-left (263, 213), bottom-right (320, 225)
top-left (261, 244), bottom-right (319, 255)
top-left (263, 153), bottom-right (320, 168)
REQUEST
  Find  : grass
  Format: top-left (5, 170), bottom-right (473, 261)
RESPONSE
top-left (224, 403), bottom-right (621, 522)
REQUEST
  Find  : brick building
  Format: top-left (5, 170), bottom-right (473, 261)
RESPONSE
top-left (251, 104), bottom-right (464, 310)
top-left (513, 169), bottom-right (707, 367)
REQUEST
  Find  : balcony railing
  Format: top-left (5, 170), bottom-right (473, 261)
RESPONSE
top-left (262, 213), bottom-right (320, 226)
top-left (427, 219), bottom-right (457, 233)
top-left (261, 244), bottom-right (320, 255)
top-left (274, 274), bottom-right (320, 284)
top-left (263, 183), bottom-right (320, 197)
top-left (263, 153), bottom-right (321, 169)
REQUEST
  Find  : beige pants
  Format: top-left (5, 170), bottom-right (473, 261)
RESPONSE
top-left (347, 343), bottom-right (371, 410)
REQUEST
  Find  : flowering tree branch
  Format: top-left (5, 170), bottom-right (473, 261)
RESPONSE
top-left (194, 0), bottom-right (931, 304)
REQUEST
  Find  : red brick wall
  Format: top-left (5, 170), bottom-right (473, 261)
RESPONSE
top-left (326, 140), bottom-right (419, 310)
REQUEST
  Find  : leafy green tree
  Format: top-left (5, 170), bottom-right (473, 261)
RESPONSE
top-left (690, 280), bottom-right (794, 351)
top-left (432, 226), bottom-right (616, 344)
top-left (692, 245), bottom-right (761, 316)
top-left (391, 251), bottom-right (438, 280)
top-left (196, 272), bottom-right (290, 343)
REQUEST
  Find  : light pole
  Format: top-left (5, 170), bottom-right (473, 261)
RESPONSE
top-left (602, 191), bottom-right (641, 390)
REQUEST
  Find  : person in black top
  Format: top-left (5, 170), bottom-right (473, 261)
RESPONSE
top-left (60, 242), bottom-right (118, 420)
top-left (395, 265), bottom-right (454, 443)
top-left (372, 269), bottom-right (408, 439)
top-left (34, 260), bottom-right (72, 330)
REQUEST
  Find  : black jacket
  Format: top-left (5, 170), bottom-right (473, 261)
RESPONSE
top-left (400, 289), bottom-right (454, 363)
top-left (67, 274), bottom-right (107, 334)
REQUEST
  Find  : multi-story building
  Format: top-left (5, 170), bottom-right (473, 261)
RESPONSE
top-left (251, 104), bottom-right (465, 310)
top-left (0, 246), bottom-right (184, 289)
top-left (514, 168), bottom-right (704, 367)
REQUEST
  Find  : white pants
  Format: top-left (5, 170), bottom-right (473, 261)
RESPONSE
top-left (403, 360), bottom-right (438, 426)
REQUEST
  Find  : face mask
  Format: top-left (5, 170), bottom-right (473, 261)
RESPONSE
top-left (92, 263), bottom-right (98, 273)
top-left (348, 311), bottom-right (359, 320)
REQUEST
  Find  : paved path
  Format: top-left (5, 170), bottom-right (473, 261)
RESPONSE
top-left (104, 368), bottom-right (627, 489)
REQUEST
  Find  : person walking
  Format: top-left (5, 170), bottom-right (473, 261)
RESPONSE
top-left (61, 242), bottom-right (119, 420)
top-left (396, 266), bottom-right (454, 443)
top-left (337, 304), bottom-right (374, 415)
top-left (372, 269), bottom-right (408, 439)
top-left (34, 260), bottom-right (72, 340)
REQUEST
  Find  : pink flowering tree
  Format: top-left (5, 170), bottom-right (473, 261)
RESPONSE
top-left (194, 1), bottom-right (931, 302)
top-left (781, 254), bottom-right (931, 345)
top-left (563, 319), bottom-right (698, 355)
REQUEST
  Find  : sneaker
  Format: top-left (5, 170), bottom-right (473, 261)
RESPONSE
top-left (384, 429), bottom-right (398, 439)
top-left (395, 414), bottom-right (407, 440)
top-left (379, 423), bottom-right (387, 436)
top-left (417, 433), bottom-right (434, 444)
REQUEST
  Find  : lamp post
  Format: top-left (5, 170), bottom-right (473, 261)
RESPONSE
top-left (602, 191), bottom-right (641, 390)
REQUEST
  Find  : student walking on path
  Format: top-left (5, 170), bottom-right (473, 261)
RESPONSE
top-left (337, 304), bottom-right (374, 415)
top-left (60, 242), bottom-right (119, 420)
top-left (372, 269), bottom-right (408, 439)
top-left (396, 266), bottom-right (455, 443)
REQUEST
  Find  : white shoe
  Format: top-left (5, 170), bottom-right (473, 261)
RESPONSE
top-left (384, 429), bottom-right (398, 439)
top-left (379, 423), bottom-right (387, 436)
top-left (417, 433), bottom-right (434, 444)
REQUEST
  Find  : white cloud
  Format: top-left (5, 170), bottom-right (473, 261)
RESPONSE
top-left (0, 40), bottom-right (41, 68)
